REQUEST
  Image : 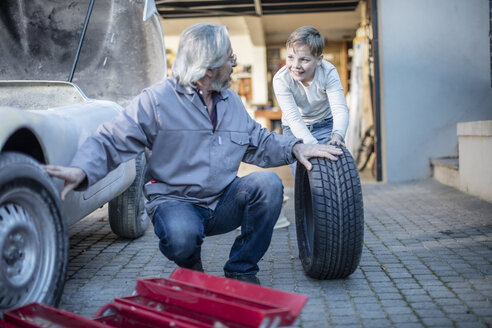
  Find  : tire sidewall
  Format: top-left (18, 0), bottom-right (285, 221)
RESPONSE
top-left (295, 160), bottom-right (314, 270)
top-left (108, 152), bottom-right (150, 238)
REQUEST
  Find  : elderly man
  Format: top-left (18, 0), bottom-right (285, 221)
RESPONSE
top-left (45, 23), bottom-right (342, 285)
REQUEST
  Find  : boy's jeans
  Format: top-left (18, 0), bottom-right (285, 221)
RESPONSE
top-left (152, 171), bottom-right (283, 277)
top-left (282, 117), bottom-right (333, 175)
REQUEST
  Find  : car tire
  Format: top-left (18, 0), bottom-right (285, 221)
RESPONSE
top-left (295, 147), bottom-right (364, 279)
top-left (108, 152), bottom-right (150, 239)
top-left (0, 152), bottom-right (67, 311)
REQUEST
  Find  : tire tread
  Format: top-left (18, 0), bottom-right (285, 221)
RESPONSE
top-left (295, 147), bottom-right (364, 279)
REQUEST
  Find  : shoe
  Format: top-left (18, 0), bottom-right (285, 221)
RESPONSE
top-left (225, 273), bottom-right (261, 285)
top-left (190, 259), bottom-right (204, 272)
top-left (181, 259), bottom-right (203, 272)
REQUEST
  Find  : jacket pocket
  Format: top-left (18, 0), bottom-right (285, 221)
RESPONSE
top-left (230, 131), bottom-right (250, 146)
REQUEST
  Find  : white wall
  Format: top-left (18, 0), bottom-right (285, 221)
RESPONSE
top-left (229, 33), bottom-right (268, 105)
top-left (161, 17), bottom-right (268, 106)
top-left (378, 0), bottom-right (492, 182)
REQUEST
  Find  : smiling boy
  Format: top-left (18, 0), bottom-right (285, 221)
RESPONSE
top-left (273, 26), bottom-right (349, 149)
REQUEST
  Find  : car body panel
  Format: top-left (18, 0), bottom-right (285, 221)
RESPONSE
top-left (0, 0), bottom-right (166, 106)
top-left (0, 0), bottom-right (165, 311)
top-left (0, 81), bottom-right (135, 226)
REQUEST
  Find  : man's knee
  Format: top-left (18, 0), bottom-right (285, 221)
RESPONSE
top-left (158, 225), bottom-right (201, 261)
top-left (262, 171), bottom-right (283, 193)
top-left (245, 171), bottom-right (283, 205)
top-left (255, 170), bottom-right (283, 193)
top-left (152, 204), bottom-right (203, 261)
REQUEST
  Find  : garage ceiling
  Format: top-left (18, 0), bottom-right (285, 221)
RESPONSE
top-left (159, 0), bottom-right (363, 43)
top-left (156, 0), bottom-right (360, 19)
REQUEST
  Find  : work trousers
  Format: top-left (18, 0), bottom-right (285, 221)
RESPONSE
top-left (152, 171), bottom-right (283, 277)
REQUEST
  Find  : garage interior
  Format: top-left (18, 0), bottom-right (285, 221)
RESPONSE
top-left (157, 0), bottom-right (379, 183)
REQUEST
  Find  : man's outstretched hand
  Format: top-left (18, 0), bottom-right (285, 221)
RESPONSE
top-left (293, 143), bottom-right (343, 171)
top-left (43, 165), bottom-right (86, 200)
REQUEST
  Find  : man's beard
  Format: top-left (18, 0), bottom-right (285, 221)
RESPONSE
top-left (211, 76), bottom-right (231, 91)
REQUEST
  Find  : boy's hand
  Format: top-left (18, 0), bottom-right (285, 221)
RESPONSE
top-left (43, 165), bottom-right (86, 200)
top-left (327, 133), bottom-right (345, 147)
top-left (292, 143), bottom-right (343, 171)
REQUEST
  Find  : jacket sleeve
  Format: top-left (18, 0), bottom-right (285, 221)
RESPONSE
top-left (242, 113), bottom-right (301, 168)
top-left (70, 89), bottom-right (158, 187)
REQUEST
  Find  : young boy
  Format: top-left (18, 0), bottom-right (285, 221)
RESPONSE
top-left (273, 26), bottom-right (349, 150)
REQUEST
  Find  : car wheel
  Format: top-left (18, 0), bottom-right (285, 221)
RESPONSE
top-left (108, 152), bottom-right (150, 239)
top-left (295, 147), bottom-right (364, 279)
top-left (0, 152), bottom-right (67, 311)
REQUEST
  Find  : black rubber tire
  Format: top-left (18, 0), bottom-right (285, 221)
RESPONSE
top-left (295, 147), bottom-right (364, 279)
top-left (108, 152), bottom-right (150, 239)
top-left (0, 152), bottom-right (67, 312)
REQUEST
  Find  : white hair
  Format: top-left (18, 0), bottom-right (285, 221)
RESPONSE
top-left (172, 23), bottom-right (230, 87)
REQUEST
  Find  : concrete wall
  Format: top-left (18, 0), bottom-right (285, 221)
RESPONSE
top-left (458, 121), bottom-right (492, 202)
top-left (378, 0), bottom-right (492, 182)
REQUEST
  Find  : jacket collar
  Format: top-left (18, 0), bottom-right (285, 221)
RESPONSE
top-left (173, 77), bottom-right (229, 100)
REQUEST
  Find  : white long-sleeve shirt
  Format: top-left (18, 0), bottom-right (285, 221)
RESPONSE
top-left (273, 60), bottom-right (349, 144)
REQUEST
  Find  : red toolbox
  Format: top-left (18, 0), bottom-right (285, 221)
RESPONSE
top-left (1, 302), bottom-right (110, 328)
top-left (1, 268), bottom-right (308, 328)
top-left (168, 268), bottom-right (307, 326)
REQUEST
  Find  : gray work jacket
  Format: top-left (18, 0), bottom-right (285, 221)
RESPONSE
top-left (71, 78), bottom-right (300, 214)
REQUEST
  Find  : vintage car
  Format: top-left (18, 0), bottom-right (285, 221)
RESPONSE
top-left (0, 0), bottom-right (165, 312)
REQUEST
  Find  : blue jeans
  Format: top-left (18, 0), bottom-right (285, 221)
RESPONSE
top-left (152, 171), bottom-right (283, 276)
top-left (282, 117), bottom-right (333, 175)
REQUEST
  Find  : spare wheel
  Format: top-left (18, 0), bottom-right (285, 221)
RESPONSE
top-left (295, 147), bottom-right (364, 279)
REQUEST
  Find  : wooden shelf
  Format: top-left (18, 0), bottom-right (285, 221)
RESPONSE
top-left (254, 109), bottom-right (282, 131)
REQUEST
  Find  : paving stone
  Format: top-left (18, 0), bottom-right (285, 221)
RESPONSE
top-left (480, 317), bottom-right (492, 327)
top-left (352, 296), bottom-right (379, 305)
top-left (358, 309), bottom-right (387, 319)
top-left (390, 323), bottom-right (422, 328)
top-left (327, 306), bottom-right (357, 316)
top-left (57, 179), bottom-right (492, 327)
top-left (420, 316), bottom-right (454, 326)
top-left (405, 294), bottom-right (433, 303)
top-left (473, 306), bottom-right (492, 316)
top-left (377, 292), bottom-right (404, 300)
top-left (349, 289), bottom-right (377, 297)
top-left (325, 300), bottom-right (353, 309)
top-left (384, 306), bottom-right (414, 315)
top-left (399, 288), bottom-right (428, 297)
top-left (330, 315), bottom-right (361, 325)
top-left (454, 322), bottom-right (487, 328)
top-left (361, 318), bottom-right (392, 327)
top-left (324, 293), bottom-right (351, 302)
top-left (389, 314), bottom-right (421, 324)
top-left (413, 307), bottom-right (446, 318)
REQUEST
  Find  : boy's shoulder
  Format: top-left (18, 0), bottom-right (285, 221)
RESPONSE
top-left (319, 59), bottom-right (337, 72)
top-left (316, 60), bottom-right (341, 85)
top-left (273, 65), bottom-right (290, 82)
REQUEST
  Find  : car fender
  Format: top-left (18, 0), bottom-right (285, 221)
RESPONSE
top-left (0, 81), bottom-right (136, 226)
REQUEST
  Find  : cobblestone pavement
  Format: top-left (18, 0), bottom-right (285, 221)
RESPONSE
top-left (60, 179), bottom-right (492, 327)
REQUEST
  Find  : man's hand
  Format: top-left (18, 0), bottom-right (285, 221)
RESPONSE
top-left (327, 133), bottom-right (345, 147)
top-left (292, 143), bottom-right (343, 171)
top-left (43, 165), bottom-right (86, 200)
